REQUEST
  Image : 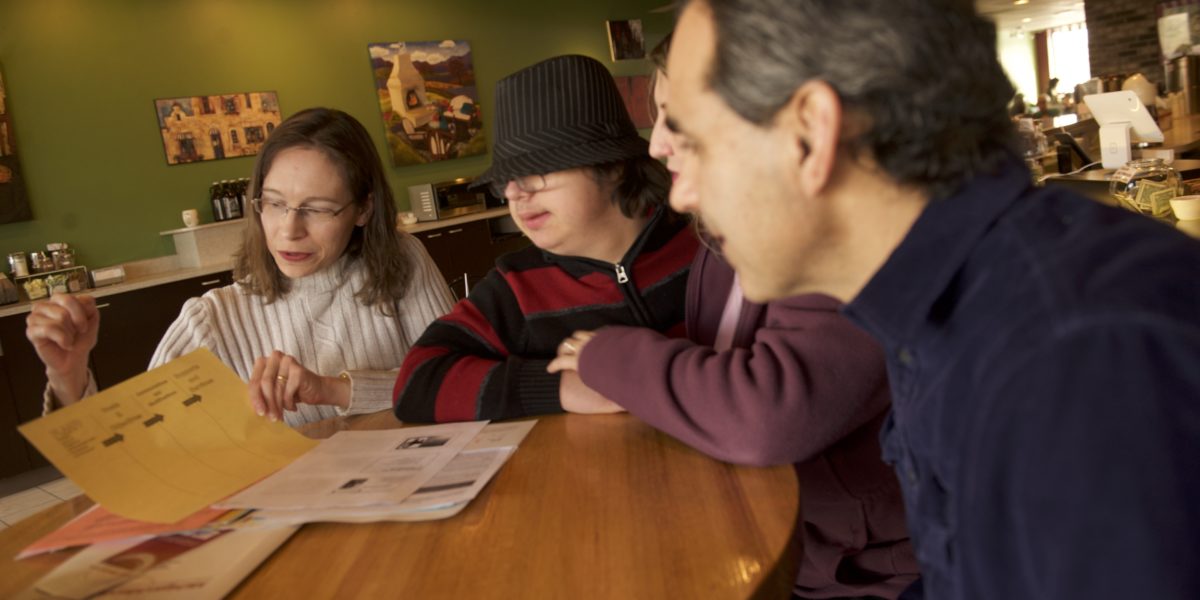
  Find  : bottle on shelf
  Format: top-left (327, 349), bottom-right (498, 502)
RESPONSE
top-left (223, 179), bottom-right (243, 219)
top-left (210, 180), bottom-right (226, 222)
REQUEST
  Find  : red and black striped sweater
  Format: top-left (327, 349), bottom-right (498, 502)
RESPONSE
top-left (393, 209), bottom-right (698, 423)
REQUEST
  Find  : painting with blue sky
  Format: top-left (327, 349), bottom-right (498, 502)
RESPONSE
top-left (367, 40), bottom-right (486, 166)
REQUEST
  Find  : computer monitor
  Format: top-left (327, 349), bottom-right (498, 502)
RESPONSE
top-left (1082, 90), bottom-right (1164, 144)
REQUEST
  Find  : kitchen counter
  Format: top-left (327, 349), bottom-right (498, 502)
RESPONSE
top-left (399, 206), bottom-right (512, 234)
top-left (1, 207), bottom-right (515, 319)
top-left (0, 259), bottom-right (233, 319)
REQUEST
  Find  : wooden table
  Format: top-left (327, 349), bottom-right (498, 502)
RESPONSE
top-left (0, 412), bottom-right (800, 598)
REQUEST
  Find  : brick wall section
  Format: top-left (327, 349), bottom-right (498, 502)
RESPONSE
top-left (1085, 0), bottom-right (1163, 88)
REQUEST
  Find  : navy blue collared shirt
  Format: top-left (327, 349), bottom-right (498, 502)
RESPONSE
top-left (845, 159), bottom-right (1200, 599)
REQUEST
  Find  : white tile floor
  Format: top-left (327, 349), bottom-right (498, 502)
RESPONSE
top-left (0, 477), bottom-right (82, 531)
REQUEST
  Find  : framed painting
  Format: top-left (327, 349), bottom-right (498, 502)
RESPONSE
top-left (367, 40), bottom-right (486, 166)
top-left (154, 92), bottom-right (281, 165)
top-left (0, 66), bottom-right (33, 224)
top-left (606, 20), bottom-right (646, 61)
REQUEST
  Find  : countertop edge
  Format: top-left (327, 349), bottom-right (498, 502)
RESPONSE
top-left (400, 206), bottom-right (511, 234)
top-left (0, 261), bottom-right (234, 319)
top-left (1, 207), bottom-right (511, 319)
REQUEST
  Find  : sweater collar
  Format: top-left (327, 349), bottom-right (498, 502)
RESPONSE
top-left (844, 157), bottom-right (1031, 345)
top-left (286, 254), bottom-right (356, 295)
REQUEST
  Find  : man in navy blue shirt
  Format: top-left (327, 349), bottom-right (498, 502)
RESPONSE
top-left (664, 0), bottom-right (1200, 598)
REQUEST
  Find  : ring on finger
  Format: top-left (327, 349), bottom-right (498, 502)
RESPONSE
top-left (276, 375), bottom-right (288, 382)
top-left (561, 341), bottom-right (577, 353)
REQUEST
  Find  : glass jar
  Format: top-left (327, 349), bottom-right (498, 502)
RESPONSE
top-left (52, 248), bottom-right (75, 269)
top-left (29, 251), bottom-right (54, 273)
top-left (67, 268), bottom-right (87, 292)
top-left (7, 251), bottom-right (29, 277)
top-left (1109, 158), bottom-right (1181, 222)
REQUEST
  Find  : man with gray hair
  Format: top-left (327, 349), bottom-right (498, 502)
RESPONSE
top-left (665, 0), bottom-right (1200, 598)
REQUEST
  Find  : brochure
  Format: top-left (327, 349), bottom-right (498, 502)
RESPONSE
top-left (16, 525), bottom-right (298, 600)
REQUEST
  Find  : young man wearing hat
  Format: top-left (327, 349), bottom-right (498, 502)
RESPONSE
top-left (664, 0), bottom-right (1200, 598)
top-left (393, 54), bottom-right (697, 422)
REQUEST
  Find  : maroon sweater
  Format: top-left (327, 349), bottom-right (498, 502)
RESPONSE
top-left (578, 247), bottom-right (919, 599)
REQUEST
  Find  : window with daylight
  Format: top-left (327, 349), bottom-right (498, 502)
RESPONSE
top-left (1047, 24), bottom-right (1090, 94)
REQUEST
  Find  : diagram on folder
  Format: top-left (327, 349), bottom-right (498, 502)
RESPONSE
top-left (18, 349), bottom-right (317, 524)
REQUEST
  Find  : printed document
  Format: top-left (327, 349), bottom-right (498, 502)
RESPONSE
top-left (216, 421), bottom-right (489, 511)
top-left (17, 349), bottom-right (317, 523)
top-left (248, 420), bottom-right (537, 524)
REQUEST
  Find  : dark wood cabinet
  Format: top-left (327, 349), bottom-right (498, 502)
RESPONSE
top-left (90, 272), bottom-right (233, 389)
top-left (0, 270), bottom-right (233, 478)
top-left (412, 217), bottom-right (530, 299)
top-left (413, 220), bottom-right (494, 286)
top-left (0, 308), bottom-right (54, 474)
top-left (0, 351), bottom-right (31, 478)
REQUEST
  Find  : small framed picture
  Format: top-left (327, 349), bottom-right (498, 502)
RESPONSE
top-left (0, 65), bottom-right (32, 224)
top-left (606, 19), bottom-right (646, 62)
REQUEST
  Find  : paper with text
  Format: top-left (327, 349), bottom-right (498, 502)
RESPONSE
top-left (17, 349), bottom-right (318, 523)
top-left (243, 420), bottom-right (535, 524)
top-left (216, 421), bottom-right (488, 511)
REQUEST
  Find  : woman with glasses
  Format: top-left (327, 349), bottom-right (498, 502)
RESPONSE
top-left (26, 107), bottom-right (454, 427)
top-left (392, 54), bottom-right (698, 422)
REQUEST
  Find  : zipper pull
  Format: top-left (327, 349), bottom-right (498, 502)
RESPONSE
top-left (614, 264), bottom-right (629, 284)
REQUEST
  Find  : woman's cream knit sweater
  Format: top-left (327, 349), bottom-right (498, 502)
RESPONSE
top-left (45, 234), bottom-right (455, 428)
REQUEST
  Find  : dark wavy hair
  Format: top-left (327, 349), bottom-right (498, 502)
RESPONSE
top-left (589, 156), bottom-right (673, 218)
top-left (234, 107), bottom-right (412, 314)
top-left (699, 0), bottom-right (1018, 199)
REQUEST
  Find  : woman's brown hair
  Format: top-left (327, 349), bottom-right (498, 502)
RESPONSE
top-left (647, 32), bottom-right (712, 249)
top-left (234, 107), bottom-right (411, 315)
top-left (647, 32), bottom-right (673, 121)
top-left (649, 32), bottom-right (672, 73)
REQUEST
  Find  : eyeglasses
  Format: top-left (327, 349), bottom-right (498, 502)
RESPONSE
top-left (489, 173), bottom-right (547, 199)
top-left (252, 198), bottom-right (354, 222)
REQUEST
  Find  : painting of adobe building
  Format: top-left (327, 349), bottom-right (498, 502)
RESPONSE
top-left (368, 40), bottom-right (486, 166)
top-left (155, 92), bottom-right (281, 165)
top-left (0, 66), bottom-right (33, 224)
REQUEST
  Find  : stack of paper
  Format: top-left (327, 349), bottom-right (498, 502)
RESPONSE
top-left (14, 349), bottom-right (536, 599)
top-left (14, 526), bottom-right (299, 600)
top-left (239, 420), bottom-right (536, 525)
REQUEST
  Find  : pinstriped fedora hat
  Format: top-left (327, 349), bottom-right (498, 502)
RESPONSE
top-left (474, 54), bottom-right (648, 189)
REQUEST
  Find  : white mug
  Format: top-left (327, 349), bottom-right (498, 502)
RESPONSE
top-left (182, 209), bottom-right (200, 228)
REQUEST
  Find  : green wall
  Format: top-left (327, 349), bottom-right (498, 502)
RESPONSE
top-left (0, 0), bottom-right (670, 268)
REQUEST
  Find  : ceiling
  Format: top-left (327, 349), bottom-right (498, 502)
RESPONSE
top-left (976, 0), bottom-right (1088, 34)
